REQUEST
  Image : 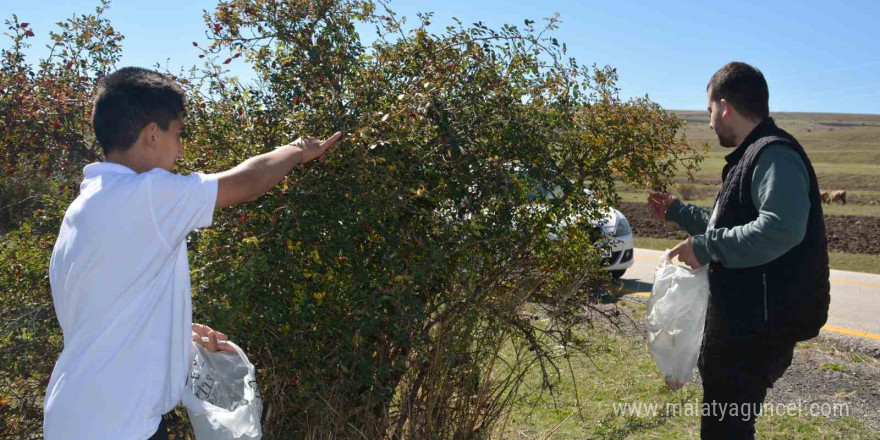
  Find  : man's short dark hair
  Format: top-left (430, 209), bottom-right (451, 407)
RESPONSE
top-left (707, 62), bottom-right (769, 121)
top-left (92, 67), bottom-right (186, 156)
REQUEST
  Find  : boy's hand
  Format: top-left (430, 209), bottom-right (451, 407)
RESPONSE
top-left (191, 323), bottom-right (236, 353)
top-left (648, 192), bottom-right (677, 220)
top-left (287, 131), bottom-right (343, 164)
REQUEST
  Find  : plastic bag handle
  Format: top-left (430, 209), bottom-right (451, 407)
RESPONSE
top-left (660, 250), bottom-right (708, 275)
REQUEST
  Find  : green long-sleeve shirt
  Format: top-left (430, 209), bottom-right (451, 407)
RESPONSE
top-left (665, 143), bottom-right (811, 268)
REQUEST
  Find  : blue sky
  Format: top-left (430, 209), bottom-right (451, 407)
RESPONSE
top-left (5, 0), bottom-right (879, 114)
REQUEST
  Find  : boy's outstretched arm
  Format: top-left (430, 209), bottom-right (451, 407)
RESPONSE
top-left (212, 131), bottom-right (343, 210)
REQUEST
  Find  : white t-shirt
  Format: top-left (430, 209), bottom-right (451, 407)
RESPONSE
top-left (44, 162), bottom-right (218, 440)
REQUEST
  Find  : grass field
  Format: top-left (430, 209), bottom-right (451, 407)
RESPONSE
top-left (496, 300), bottom-right (876, 439)
top-left (617, 189), bottom-right (880, 217)
top-left (672, 111), bottom-right (880, 196)
top-left (634, 237), bottom-right (880, 275)
top-left (618, 111), bottom-right (880, 217)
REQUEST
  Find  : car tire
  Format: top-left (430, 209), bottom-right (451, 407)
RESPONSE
top-left (610, 270), bottom-right (626, 279)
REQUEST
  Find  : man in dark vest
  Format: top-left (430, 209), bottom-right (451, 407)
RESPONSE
top-left (647, 62), bottom-right (830, 439)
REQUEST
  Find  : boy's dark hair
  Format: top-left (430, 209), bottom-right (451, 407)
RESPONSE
top-left (92, 67), bottom-right (186, 156)
top-left (707, 62), bottom-right (769, 121)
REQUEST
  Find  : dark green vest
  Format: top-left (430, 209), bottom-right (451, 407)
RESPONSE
top-left (708, 118), bottom-right (830, 342)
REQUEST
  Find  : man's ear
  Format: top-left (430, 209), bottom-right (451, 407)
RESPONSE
top-left (719, 98), bottom-right (738, 120)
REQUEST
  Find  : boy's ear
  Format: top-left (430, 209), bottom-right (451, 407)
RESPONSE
top-left (143, 122), bottom-right (159, 149)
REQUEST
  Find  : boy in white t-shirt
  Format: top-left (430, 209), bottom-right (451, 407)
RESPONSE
top-left (44, 67), bottom-right (341, 440)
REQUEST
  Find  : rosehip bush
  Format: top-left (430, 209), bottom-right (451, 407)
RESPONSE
top-left (0, 1), bottom-right (702, 439)
top-left (176, 1), bottom-right (700, 438)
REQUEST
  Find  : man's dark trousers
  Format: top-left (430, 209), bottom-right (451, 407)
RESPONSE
top-left (698, 334), bottom-right (796, 439)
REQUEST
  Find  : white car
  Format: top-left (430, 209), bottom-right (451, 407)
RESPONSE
top-left (544, 190), bottom-right (635, 279)
top-left (595, 207), bottom-right (635, 279)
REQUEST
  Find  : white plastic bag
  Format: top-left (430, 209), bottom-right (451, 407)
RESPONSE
top-left (182, 340), bottom-right (263, 439)
top-left (646, 251), bottom-right (709, 390)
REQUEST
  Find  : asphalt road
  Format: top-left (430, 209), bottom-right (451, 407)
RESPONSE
top-left (621, 248), bottom-right (880, 343)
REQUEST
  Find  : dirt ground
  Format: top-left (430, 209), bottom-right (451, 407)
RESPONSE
top-left (619, 202), bottom-right (880, 255)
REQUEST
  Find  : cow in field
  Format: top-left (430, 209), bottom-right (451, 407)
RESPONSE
top-left (820, 191), bottom-right (830, 204)
top-left (830, 190), bottom-right (847, 204)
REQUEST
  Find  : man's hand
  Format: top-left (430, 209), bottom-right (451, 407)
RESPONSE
top-left (287, 131), bottom-right (343, 164)
top-left (668, 236), bottom-right (704, 269)
top-left (648, 192), bottom-right (677, 220)
top-left (192, 323), bottom-right (236, 353)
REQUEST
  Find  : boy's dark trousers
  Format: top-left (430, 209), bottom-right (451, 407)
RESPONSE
top-left (147, 415), bottom-right (168, 440)
top-left (698, 334), bottom-right (796, 440)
